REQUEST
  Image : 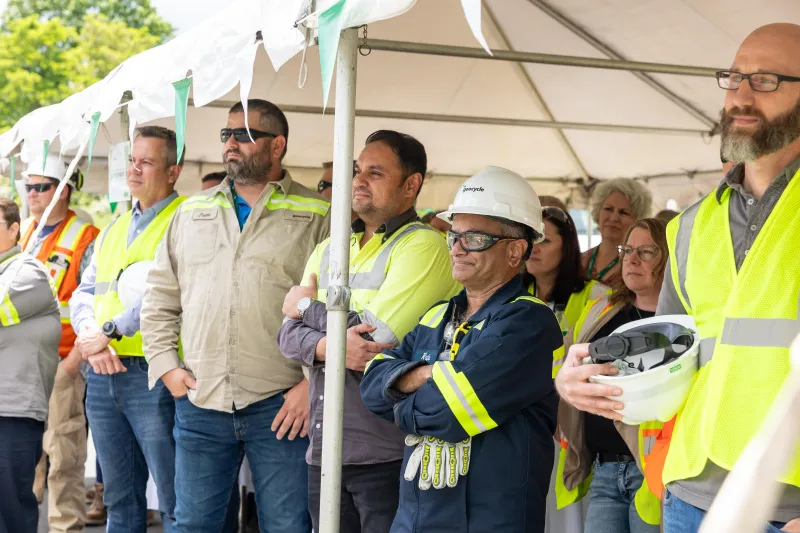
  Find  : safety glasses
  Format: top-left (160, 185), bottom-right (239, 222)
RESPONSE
top-left (317, 180), bottom-right (332, 193)
top-left (618, 244), bottom-right (659, 261)
top-left (220, 128), bottom-right (280, 143)
top-left (446, 230), bottom-right (517, 252)
top-left (25, 182), bottom-right (55, 193)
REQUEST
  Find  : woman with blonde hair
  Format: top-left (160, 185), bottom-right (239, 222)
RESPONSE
top-left (556, 218), bottom-right (668, 533)
top-left (582, 179), bottom-right (652, 285)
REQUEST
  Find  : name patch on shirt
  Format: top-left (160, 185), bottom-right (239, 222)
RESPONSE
top-left (284, 211), bottom-right (313, 223)
top-left (192, 209), bottom-right (218, 221)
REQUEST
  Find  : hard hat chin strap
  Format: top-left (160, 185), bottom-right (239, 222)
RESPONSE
top-left (589, 323), bottom-right (695, 370)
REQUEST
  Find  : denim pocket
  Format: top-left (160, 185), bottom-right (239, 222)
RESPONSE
top-left (765, 522), bottom-right (785, 533)
top-left (663, 487), bottom-right (674, 507)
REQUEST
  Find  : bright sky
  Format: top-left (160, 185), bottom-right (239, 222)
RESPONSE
top-left (0, 0), bottom-right (225, 34)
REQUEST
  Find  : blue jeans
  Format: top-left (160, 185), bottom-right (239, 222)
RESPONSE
top-left (0, 417), bottom-right (44, 533)
top-left (173, 393), bottom-right (311, 533)
top-left (585, 460), bottom-right (659, 533)
top-left (85, 358), bottom-right (176, 533)
top-left (663, 487), bottom-right (785, 533)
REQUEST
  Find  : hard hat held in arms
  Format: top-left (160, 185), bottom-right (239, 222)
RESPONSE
top-left (22, 153), bottom-right (84, 191)
top-left (437, 166), bottom-right (545, 243)
top-left (118, 260), bottom-right (155, 308)
top-left (587, 315), bottom-right (700, 425)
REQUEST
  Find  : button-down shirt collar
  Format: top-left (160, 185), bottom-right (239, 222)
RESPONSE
top-left (351, 207), bottom-right (418, 243)
top-left (716, 157), bottom-right (800, 204)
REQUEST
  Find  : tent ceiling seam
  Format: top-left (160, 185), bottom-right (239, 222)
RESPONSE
top-left (526, 0), bottom-right (718, 131)
top-left (483, 2), bottom-right (591, 184)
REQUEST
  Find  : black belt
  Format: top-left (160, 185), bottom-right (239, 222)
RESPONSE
top-left (597, 452), bottom-right (635, 463)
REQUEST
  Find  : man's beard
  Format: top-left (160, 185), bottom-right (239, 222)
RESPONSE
top-left (223, 150), bottom-right (272, 186)
top-left (720, 99), bottom-right (800, 162)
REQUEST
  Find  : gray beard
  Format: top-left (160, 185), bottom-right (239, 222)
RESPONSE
top-left (720, 100), bottom-right (800, 162)
top-left (224, 157), bottom-right (272, 186)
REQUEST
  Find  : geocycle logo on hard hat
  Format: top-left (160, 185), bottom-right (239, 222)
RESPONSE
top-left (462, 185), bottom-right (485, 193)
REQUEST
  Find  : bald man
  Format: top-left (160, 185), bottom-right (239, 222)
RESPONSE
top-left (555, 23), bottom-right (800, 533)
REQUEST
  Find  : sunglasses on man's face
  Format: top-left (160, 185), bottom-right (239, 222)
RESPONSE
top-left (317, 180), bottom-right (333, 193)
top-left (25, 182), bottom-right (56, 194)
top-left (220, 128), bottom-right (280, 144)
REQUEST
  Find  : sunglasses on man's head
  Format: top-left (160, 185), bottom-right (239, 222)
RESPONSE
top-left (25, 182), bottom-right (55, 193)
top-left (220, 128), bottom-right (280, 144)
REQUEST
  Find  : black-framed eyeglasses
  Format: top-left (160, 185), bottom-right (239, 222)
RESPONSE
top-left (220, 128), bottom-right (281, 144)
top-left (618, 244), bottom-right (659, 261)
top-left (317, 180), bottom-right (332, 193)
top-left (542, 206), bottom-right (569, 224)
top-left (25, 182), bottom-right (55, 193)
top-left (446, 230), bottom-right (518, 252)
top-left (716, 71), bottom-right (800, 93)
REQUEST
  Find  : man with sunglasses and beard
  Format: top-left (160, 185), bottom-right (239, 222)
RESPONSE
top-left (20, 154), bottom-right (99, 532)
top-left (142, 99), bottom-right (330, 533)
top-left (555, 23), bottom-right (800, 533)
top-left (360, 166), bottom-right (563, 533)
top-left (277, 131), bottom-right (459, 533)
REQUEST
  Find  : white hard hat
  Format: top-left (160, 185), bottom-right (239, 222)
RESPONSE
top-left (118, 261), bottom-right (155, 308)
top-left (22, 154), bottom-right (68, 181)
top-left (438, 166), bottom-right (545, 242)
top-left (588, 314), bottom-right (700, 425)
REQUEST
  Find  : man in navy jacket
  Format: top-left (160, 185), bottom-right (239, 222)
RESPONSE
top-left (361, 166), bottom-right (563, 533)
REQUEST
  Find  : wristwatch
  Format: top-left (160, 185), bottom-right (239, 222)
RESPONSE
top-left (297, 297), bottom-right (313, 319)
top-left (102, 320), bottom-right (123, 341)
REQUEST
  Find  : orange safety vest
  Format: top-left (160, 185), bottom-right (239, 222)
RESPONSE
top-left (20, 211), bottom-right (100, 357)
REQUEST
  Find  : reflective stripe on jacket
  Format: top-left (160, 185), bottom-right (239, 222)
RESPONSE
top-left (361, 276), bottom-right (563, 532)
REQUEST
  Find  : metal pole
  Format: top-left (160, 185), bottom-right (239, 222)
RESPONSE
top-left (318, 27), bottom-right (358, 533)
top-left (277, 105), bottom-right (710, 136)
top-left (367, 39), bottom-right (721, 77)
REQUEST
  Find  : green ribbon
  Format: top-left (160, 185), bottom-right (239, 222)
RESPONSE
top-left (42, 140), bottom-right (50, 173)
top-left (318, 0), bottom-right (346, 112)
top-left (172, 78), bottom-right (191, 166)
top-left (87, 111), bottom-right (101, 172)
top-left (9, 156), bottom-right (16, 200)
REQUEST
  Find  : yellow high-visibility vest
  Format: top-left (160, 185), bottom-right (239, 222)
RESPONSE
top-left (93, 197), bottom-right (185, 356)
top-left (663, 166), bottom-right (800, 488)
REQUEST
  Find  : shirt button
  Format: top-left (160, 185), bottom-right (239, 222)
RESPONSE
top-left (233, 282), bottom-right (239, 287)
top-left (230, 310), bottom-right (236, 316)
top-left (225, 376), bottom-right (230, 383)
top-left (229, 339), bottom-right (236, 345)
top-left (316, 424), bottom-right (321, 429)
top-left (235, 253), bottom-right (241, 259)
top-left (319, 395), bottom-right (324, 400)
top-left (322, 367), bottom-right (326, 373)
top-left (747, 199), bottom-right (754, 206)
top-left (750, 225), bottom-right (757, 231)
top-left (745, 249), bottom-right (750, 255)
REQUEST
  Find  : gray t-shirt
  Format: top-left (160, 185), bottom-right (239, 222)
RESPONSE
top-left (656, 157), bottom-right (800, 523)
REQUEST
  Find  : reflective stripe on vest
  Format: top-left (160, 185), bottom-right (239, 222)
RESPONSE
top-left (318, 223), bottom-right (434, 291)
top-left (663, 166), bottom-right (800, 489)
top-left (93, 197), bottom-right (185, 356)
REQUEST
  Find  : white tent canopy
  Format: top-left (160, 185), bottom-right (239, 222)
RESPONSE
top-left (3, 0), bottom-right (795, 210)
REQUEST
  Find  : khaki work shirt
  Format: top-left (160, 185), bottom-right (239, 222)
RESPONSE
top-left (142, 172), bottom-right (331, 412)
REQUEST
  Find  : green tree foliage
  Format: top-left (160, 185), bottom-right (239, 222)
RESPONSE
top-left (2, 0), bottom-right (173, 39)
top-left (0, 9), bottom-right (165, 131)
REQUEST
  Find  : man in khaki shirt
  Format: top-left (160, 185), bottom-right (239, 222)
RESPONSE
top-left (141, 99), bottom-right (330, 533)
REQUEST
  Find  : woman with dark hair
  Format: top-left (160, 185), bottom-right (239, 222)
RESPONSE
top-left (555, 218), bottom-right (669, 533)
top-left (525, 207), bottom-right (609, 351)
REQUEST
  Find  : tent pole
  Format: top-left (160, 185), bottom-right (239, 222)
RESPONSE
top-left (318, 27), bottom-right (358, 533)
top-left (367, 39), bottom-right (720, 77)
